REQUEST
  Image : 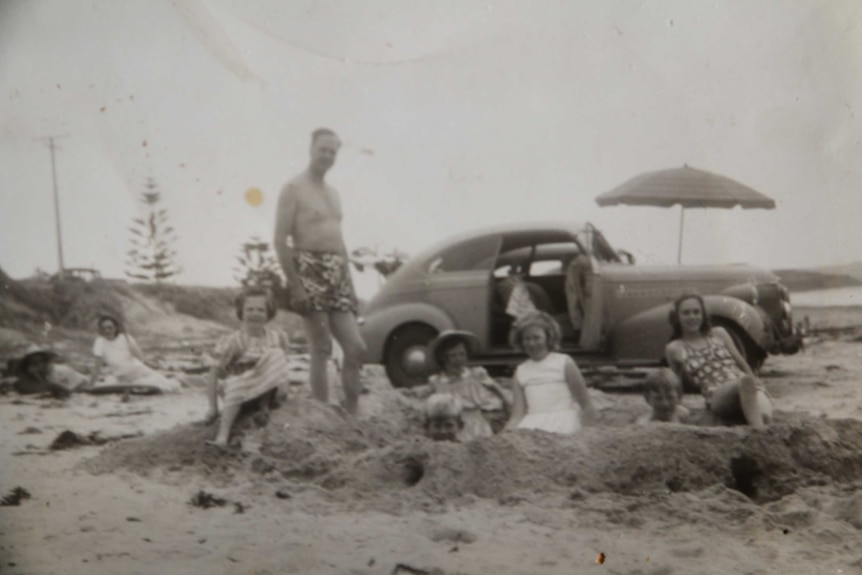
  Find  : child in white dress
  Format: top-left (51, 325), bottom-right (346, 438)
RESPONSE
top-left (505, 311), bottom-right (597, 434)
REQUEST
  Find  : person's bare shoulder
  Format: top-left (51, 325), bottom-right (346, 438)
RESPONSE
top-left (279, 174), bottom-right (305, 199)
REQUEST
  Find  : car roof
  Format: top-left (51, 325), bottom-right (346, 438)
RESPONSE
top-left (429, 221), bottom-right (588, 249)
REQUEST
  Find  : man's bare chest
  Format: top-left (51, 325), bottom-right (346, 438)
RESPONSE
top-left (297, 188), bottom-right (341, 221)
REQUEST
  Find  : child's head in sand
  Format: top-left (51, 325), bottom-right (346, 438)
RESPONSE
top-left (425, 393), bottom-right (464, 441)
top-left (643, 368), bottom-right (684, 423)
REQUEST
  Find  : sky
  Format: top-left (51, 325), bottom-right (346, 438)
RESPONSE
top-left (1, 0), bottom-right (860, 298)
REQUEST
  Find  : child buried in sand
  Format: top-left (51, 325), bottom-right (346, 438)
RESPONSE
top-left (205, 288), bottom-right (291, 448)
top-left (505, 311), bottom-right (597, 434)
top-left (424, 330), bottom-right (509, 441)
top-left (90, 314), bottom-right (180, 394)
top-left (636, 368), bottom-right (690, 424)
top-left (424, 393), bottom-right (464, 442)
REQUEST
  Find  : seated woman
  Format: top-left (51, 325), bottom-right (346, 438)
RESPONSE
top-left (423, 330), bottom-right (509, 441)
top-left (90, 314), bottom-right (180, 394)
top-left (205, 288), bottom-right (291, 447)
top-left (11, 345), bottom-right (88, 398)
top-left (664, 293), bottom-right (772, 428)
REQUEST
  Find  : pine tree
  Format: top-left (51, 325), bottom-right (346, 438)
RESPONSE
top-left (233, 236), bottom-right (285, 292)
top-left (125, 178), bottom-right (180, 282)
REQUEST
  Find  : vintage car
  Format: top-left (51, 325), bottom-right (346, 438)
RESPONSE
top-left (359, 222), bottom-right (801, 388)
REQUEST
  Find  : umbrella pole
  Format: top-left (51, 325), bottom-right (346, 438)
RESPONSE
top-left (677, 207), bottom-right (685, 264)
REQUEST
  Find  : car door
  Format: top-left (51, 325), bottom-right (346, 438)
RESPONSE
top-left (425, 234), bottom-right (501, 345)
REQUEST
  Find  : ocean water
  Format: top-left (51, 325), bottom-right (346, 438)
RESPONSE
top-left (791, 286), bottom-right (862, 308)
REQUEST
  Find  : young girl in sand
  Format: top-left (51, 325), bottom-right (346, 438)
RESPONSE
top-left (425, 330), bottom-right (509, 441)
top-left (505, 311), bottom-right (597, 434)
top-left (205, 288), bottom-right (291, 447)
top-left (664, 293), bottom-right (772, 428)
top-left (636, 368), bottom-right (690, 424)
top-left (90, 314), bottom-right (180, 393)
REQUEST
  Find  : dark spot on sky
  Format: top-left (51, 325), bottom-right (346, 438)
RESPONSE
top-left (100, 107), bottom-right (106, 112)
top-left (142, 140), bottom-right (147, 147)
top-left (56, 84), bottom-right (61, 89)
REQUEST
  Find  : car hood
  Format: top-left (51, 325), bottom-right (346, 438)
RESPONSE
top-left (600, 263), bottom-right (780, 285)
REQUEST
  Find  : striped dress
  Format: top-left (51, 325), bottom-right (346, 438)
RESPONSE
top-left (215, 327), bottom-right (291, 408)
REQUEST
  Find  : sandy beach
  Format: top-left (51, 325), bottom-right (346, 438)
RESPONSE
top-left (1, 306), bottom-right (862, 575)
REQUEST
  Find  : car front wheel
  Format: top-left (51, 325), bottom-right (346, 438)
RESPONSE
top-left (384, 324), bottom-right (439, 388)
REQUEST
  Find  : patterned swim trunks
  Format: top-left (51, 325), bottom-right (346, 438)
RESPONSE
top-left (294, 250), bottom-right (358, 313)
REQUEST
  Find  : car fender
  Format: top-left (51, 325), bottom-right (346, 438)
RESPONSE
top-left (360, 303), bottom-right (455, 363)
top-left (609, 295), bottom-right (768, 362)
top-left (704, 295), bottom-right (768, 348)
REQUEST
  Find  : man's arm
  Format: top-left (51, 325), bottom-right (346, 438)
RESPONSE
top-left (274, 183), bottom-right (303, 290)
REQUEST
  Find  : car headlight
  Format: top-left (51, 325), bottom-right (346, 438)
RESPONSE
top-left (357, 316), bottom-right (366, 326)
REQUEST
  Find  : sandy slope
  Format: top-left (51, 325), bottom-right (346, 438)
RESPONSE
top-left (2, 316), bottom-right (862, 574)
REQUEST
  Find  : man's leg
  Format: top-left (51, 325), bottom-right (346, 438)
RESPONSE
top-left (329, 311), bottom-right (368, 416)
top-left (303, 311), bottom-right (333, 404)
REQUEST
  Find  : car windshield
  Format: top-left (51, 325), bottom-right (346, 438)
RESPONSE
top-left (576, 227), bottom-right (620, 263)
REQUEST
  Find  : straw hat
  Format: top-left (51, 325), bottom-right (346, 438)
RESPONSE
top-left (427, 330), bottom-right (481, 371)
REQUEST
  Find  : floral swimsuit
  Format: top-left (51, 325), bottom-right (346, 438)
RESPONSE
top-left (682, 334), bottom-right (745, 401)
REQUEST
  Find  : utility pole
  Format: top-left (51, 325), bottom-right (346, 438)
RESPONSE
top-left (35, 135), bottom-right (68, 273)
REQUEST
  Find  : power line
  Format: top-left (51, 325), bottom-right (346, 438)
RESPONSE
top-left (34, 135), bottom-right (69, 273)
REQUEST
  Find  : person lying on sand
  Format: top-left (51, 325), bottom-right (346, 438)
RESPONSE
top-left (90, 314), bottom-right (181, 393)
top-left (205, 288), bottom-right (291, 447)
top-left (665, 293), bottom-right (772, 428)
top-left (413, 330), bottom-right (509, 441)
top-left (505, 311), bottom-right (598, 434)
top-left (424, 393), bottom-right (464, 442)
top-left (9, 344), bottom-right (88, 398)
top-left (637, 368), bottom-right (690, 424)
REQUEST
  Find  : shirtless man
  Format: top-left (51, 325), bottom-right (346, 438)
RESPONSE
top-left (274, 128), bottom-right (367, 416)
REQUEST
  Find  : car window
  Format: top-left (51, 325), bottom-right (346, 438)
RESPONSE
top-left (427, 235), bottom-right (501, 273)
top-left (530, 260), bottom-right (564, 276)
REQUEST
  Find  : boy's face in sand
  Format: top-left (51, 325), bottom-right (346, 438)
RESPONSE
top-left (443, 342), bottom-right (469, 373)
top-left (522, 325), bottom-right (550, 360)
top-left (426, 415), bottom-right (461, 441)
top-left (677, 298), bottom-right (704, 335)
top-left (242, 296), bottom-right (269, 325)
top-left (99, 320), bottom-right (118, 339)
top-left (647, 385), bottom-right (679, 421)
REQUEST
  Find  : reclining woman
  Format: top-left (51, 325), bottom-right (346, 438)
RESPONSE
top-left (205, 287), bottom-right (291, 447)
top-left (90, 314), bottom-right (181, 394)
top-left (10, 344), bottom-right (89, 398)
top-left (664, 293), bottom-right (772, 428)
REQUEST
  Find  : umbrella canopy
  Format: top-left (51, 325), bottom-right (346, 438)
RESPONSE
top-left (596, 165), bottom-right (776, 209)
top-left (596, 166), bottom-right (775, 263)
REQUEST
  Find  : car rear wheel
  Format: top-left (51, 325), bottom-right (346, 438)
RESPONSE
top-left (384, 324), bottom-right (438, 388)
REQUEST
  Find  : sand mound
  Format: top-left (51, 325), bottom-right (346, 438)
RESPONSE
top-left (83, 382), bottom-right (862, 507)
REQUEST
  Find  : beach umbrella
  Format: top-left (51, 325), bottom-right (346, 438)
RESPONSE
top-left (595, 165), bottom-right (776, 263)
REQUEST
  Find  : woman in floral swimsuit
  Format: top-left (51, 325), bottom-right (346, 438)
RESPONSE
top-left (665, 293), bottom-right (772, 428)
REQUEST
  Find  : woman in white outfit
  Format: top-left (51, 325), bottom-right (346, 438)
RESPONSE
top-left (90, 314), bottom-right (180, 393)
